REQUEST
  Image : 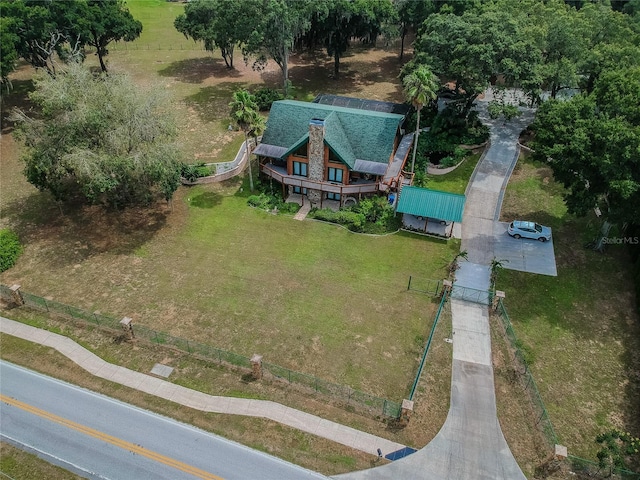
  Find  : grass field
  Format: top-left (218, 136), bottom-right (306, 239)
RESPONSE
top-left (497, 155), bottom-right (640, 465)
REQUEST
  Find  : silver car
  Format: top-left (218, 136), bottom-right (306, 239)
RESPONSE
top-left (507, 220), bottom-right (552, 242)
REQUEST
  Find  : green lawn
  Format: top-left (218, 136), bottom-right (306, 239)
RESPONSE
top-left (496, 155), bottom-right (640, 464)
top-left (0, 175), bottom-right (457, 401)
top-left (425, 152), bottom-right (482, 195)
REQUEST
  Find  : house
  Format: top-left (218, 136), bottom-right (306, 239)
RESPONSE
top-left (254, 96), bottom-right (412, 208)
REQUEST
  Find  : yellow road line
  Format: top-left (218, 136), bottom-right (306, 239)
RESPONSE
top-left (0, 394), bottom-right (224, 480)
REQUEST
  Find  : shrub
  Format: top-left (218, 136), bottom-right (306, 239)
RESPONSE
top-left (352, 196), bottom-right (389, 223)
top-left (253, 88), bottom-right (284, 111)
top-left (278, 202), bottom-right (301, 215)
top-left (310, 208), bottom-right (365, 232)
top-left (0, 229), bottom-right (23, 272)
top-left (180, 162), bottom-right (213, 182)
top-left (247, 192), bottom-right (300, 214)
top-left (247, 193), bottom-right (275, 210)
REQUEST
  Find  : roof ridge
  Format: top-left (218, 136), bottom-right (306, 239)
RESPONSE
top-left (274, 100), bottom-right (405, 119)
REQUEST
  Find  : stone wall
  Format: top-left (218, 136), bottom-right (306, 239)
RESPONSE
top-left (307, 119), bottom-right (325, 205)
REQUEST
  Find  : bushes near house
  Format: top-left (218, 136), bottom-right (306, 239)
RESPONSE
top-left (247, 193), bottom-right (300, 215)
top-left (310, 196), bottom-right (400, 234)
top-left (0, 229), bottom-right (23, 272)
top-left (414, 107), bottom-right (489, 173)
top-left (253, 88), bottom-right (284, 111)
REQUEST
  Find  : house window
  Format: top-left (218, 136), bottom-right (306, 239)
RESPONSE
top-left (327, 167), bottom-right (343, 183)
top-left (327, 192), bottom-right (341, 201)
top-left (293, 161), bottom-right (308, 177)
top-left (293, 144), bottom-right (307, 158)
top-left (328, 149), bottom-right (341, 164)
top-left (293, 186), bottom-right (307, 194)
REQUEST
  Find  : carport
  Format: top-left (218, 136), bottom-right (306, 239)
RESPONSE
top-left (396, 186), bottom-right (465, 238)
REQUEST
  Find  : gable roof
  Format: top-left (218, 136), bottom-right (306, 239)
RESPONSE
top-left (257, 100), bottom-right (404, 168)
top-left (313, 94), bottom-right (411, 116)
top-left (396, 186), bottom-right (466, 223)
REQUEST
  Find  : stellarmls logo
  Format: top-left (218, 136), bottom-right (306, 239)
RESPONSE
top-left (602, 237), bottom-right (640, 245)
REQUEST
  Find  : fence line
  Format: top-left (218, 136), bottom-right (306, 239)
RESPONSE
top-left (496, 299), bottom-right (640, 479)
top-left (406, 276), bottom-right (442, 296)
top-left (0, 285), bottom-right (400, 418)
top-left (409, 290), bottom-right (448, 401)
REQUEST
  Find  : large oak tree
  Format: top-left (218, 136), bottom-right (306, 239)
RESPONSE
top-left (531, 66), bottom-right (640, 224)
top-left (12, 64), bottom-right (182, 208)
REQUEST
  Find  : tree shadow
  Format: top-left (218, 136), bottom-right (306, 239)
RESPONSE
top-left (158, 56), bottom-right (241, 84)
top-left (285, 49), bottom-right (404, 102)
top-left (187, 191), bottom-right (222, 208)
top-left (183, 82), bottom-right (248, 123)
top-left (1, 191), bottom-right (170, 268)
top-left (1, 79), bottom-right (36, 134)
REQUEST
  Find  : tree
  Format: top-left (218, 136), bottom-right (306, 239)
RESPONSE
top-left (84, 0), bottom-right (142, 72)
top-left (316, 0), bottom-right (397, 78)
top-left (12, 64), bottom-right (182, 208)
top-left (531, 66), bottom-right (640, 225)
top-left (175, 0), bottom-right (259, 69)
top-left (229, 90), bottom-right (263, 191)
top-left (538, 2), bottom-right (586, 99)
top-left (412, 4), bottom-right (541, 115)
top-left (577, 2), bottom-right (640, 93)
top-left (394, 0), bottom-right (432, 60)
top-left (0, 14), bottom-right (20, 91)
top-left (246, 0), bottom-right (313, 95)
top-left (0, 0), bottom-right (87, 77)
top-left (402, 65), bottom-right (439, 173)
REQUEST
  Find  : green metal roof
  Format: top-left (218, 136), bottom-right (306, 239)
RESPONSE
top-left (260, 100), bottom-right (404, 167)
top-left (396, 186), bottom-right (466, 223)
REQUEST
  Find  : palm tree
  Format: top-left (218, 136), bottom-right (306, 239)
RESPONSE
top-left (229, 90), bottom-right (260, 191)
top-left (402, 65), bottom-right (439, 174)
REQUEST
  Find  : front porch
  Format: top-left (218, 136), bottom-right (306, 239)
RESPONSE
top-left (261, 163), bottom-right (379, 208)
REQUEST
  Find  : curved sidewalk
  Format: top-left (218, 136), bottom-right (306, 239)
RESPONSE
top-left (0, 316), bottom-right (405, 459)
top-left (337, 93), bottom-right (535, 480)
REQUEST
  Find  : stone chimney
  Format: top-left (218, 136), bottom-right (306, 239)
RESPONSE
top-left (307, 118), bottom-right (325, 205)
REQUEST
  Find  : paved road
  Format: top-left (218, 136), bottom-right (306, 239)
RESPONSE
top-left (0, 361), bottom-right (327, 480)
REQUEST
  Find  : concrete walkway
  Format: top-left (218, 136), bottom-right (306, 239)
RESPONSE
top-left (0, 316), bottom-right (405, 459)
top-left (337, 90), bottom-right (536, 480)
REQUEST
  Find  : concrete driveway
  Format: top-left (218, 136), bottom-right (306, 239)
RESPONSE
top-left (493, 222), bottom-right (557, 276)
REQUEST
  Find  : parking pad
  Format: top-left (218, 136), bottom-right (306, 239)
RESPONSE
top-left (493, 222), bottom-right (557, 276)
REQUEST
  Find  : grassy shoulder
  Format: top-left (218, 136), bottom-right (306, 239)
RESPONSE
top-left (0, 332), bottom-right (378, 476)
top-left (496, 154), bottom-right (640, 465)
top-left (0, 303), bottom-right (451, 450)
top-left (0, 441), bottom-right (84, 480)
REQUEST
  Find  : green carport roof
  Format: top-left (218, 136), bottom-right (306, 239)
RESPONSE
top-left (396, 186), bottom-right (465, 223)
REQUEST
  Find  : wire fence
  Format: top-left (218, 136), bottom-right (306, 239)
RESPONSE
top-left (496, 299), bottom-right (640, 479)
top-left (409, 290), bottom-right (448, 401)
top-left (1, 284), bottom-right (400, 418)
top-left (406, 276), bottom-right (442, 296)
top-left (109, 42), bottom-right (208, 52)
top-left (567, 455), bottom-right (640, 480)
top-left (495, 299), bottom-right (557, 448)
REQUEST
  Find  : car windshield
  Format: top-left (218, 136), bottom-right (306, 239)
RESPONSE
top-left (535, 223), bottom-right (542, 232)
